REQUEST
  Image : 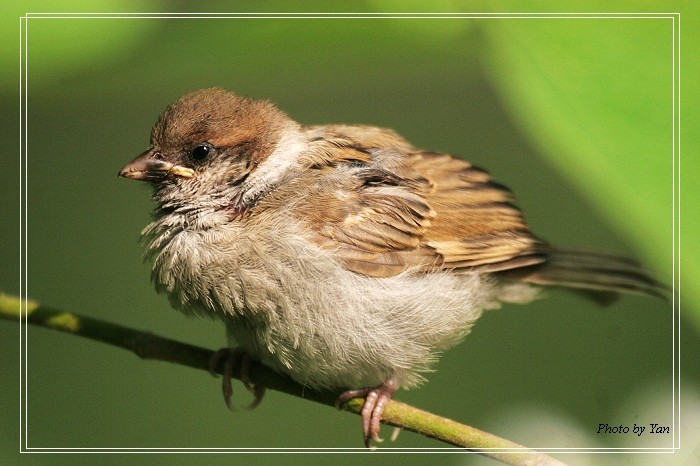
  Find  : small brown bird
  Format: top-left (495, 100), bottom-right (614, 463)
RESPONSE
top-left (120, 88), bottom-right (662, 447)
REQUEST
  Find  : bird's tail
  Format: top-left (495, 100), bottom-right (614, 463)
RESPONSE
top-left (500, 248), bottom-right (666, 305)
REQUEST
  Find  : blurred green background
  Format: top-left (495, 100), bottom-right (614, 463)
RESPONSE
top-left (2, 2), bottom-right (698, 466)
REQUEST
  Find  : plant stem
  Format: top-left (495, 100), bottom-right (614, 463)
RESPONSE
top-left (1, 293), bottom-right (566, 465)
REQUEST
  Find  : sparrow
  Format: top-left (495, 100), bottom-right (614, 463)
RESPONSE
top-left (119, 88), bottom-right (662, 447)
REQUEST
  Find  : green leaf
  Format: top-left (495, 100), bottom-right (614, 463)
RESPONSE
top-left (2, 1), bottom-right (162, 90)
top-left (483, 15), bottom-right (696, 326)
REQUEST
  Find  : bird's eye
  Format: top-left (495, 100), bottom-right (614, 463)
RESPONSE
top-left (191, 143), bottom-right (212, 161)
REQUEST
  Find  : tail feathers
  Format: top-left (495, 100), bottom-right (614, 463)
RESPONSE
top-left (500, 248), bottom-right (667, 304)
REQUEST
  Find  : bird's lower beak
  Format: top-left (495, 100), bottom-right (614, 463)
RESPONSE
top-left (119, 149), bottom-right (196, 182)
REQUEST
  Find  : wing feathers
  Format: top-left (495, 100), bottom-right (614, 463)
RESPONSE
top-left (294, 126), bottom-right (547, 277)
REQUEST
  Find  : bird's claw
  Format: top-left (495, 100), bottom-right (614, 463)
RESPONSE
top-left (208, 348), bottom-right (266, 411)
top-left (336, 378), bottom-right (397, 448)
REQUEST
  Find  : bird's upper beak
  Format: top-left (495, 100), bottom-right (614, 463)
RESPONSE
top-left (119, 149), bottom-right (196, 182)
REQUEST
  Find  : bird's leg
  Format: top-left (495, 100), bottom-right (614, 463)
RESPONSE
top-left (208, 348), bottom-right (266, 410)
top-left (336, 377), bottom-right (397, 448)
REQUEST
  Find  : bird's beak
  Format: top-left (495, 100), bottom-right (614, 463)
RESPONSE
top-left (119, 149), bottom-right (196, 182)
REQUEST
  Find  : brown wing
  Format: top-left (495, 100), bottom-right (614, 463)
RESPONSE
top-left (294, 126), bottom-right (549, 278)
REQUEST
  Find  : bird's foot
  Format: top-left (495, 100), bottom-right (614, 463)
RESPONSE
top-left (336, 377), bottom-right (397, 448)
top-left (208, 348), bottom-right (265, 411)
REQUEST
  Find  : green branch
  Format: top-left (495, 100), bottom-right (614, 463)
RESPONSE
top-left (1, 293), bottom-right (566, 465)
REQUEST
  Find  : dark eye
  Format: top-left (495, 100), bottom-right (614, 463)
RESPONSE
top-left (191, 143), bottom-right (212, 161)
